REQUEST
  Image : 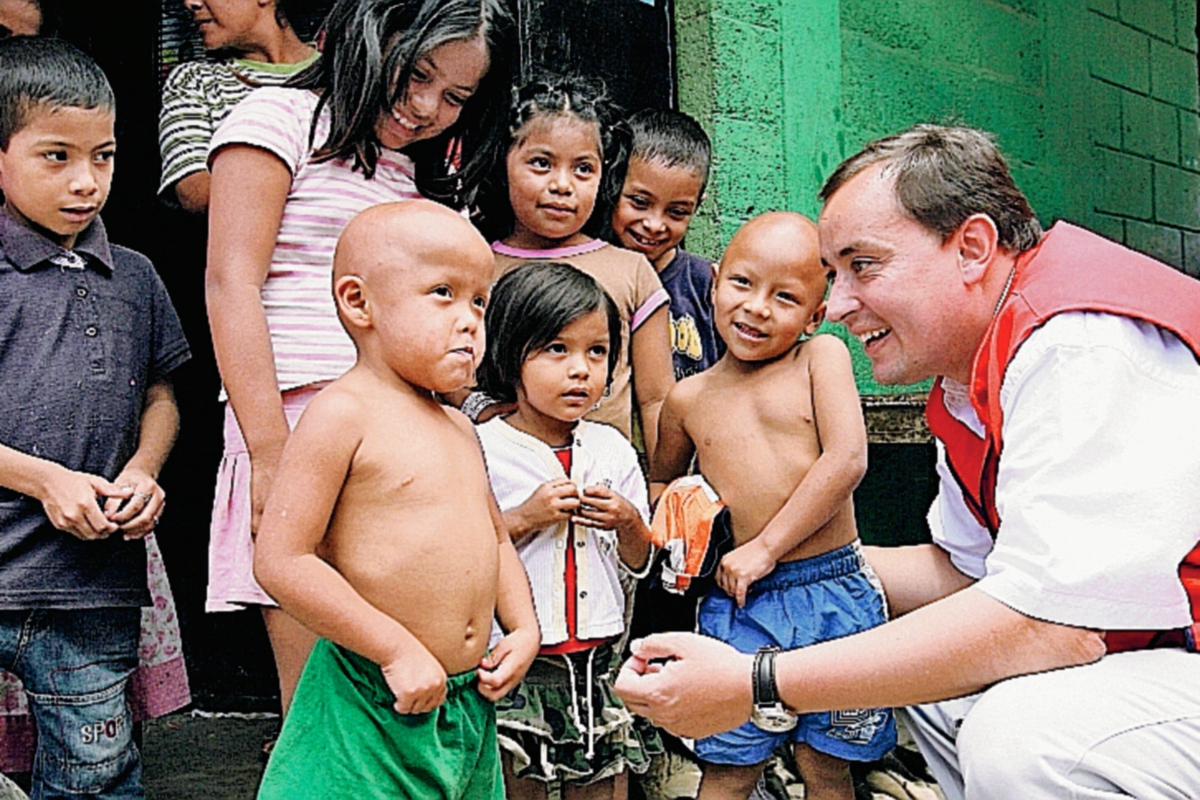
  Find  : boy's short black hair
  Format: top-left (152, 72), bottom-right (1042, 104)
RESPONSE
top-left (478, 262), bottom-right (623, 405)
top-left (627, 108), bottom-right (711, 194)
top-left (0, 36), bottom-right (114, 150)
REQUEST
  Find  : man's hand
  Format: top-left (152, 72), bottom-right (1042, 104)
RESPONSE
top-left (105, 466), bottom-right (166, 540)
top-left (381, 644), bottom-right (448, 715)
top-left (477, 625), bottom-right (540, 701)
top-left (614, 633), bottom-right (754, 739)
top-left (717, 539), bottom-right (777, 607)
top-left (38, 464), bottom-right (128, 540)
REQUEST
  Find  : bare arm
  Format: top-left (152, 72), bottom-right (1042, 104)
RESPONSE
top-left (0, 444), bottom-right (126, 540)
top-left (478, 481), bottom-right (540, 701)
top-left (863, 543), bottom-right (976, 617)
top-left (253, 391), bottom-right (449, 714)
top-left (0, 381), bottom-right (178, 540)
top-left (106, 380), bottom-right (181, 539)
top-left (616, 588), bottom-right (1105, 739)
top-left (174, 171), bottom-right (211, 213)
top-left (648, 383), bottom-right (696, 503)
top-left (206, 144), bottom-right (292, 532)
top-left (630, 306), bottom-right (675, 463)
top-left (719, 336), bottom-right (867, 605)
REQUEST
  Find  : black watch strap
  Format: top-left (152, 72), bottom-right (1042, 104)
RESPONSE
top-left (753, 646), bottom-right (781, 706)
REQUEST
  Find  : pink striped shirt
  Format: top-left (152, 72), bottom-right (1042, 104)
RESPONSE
top-left (210, 87), bottom-right (423, 393)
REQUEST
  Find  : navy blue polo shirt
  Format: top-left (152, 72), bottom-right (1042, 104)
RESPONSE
top-left (660, 248), bottom-right (725, 380)
top-left (0, 209), bottom-right (190, 609)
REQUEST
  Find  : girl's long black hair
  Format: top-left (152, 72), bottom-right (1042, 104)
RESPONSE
top-left (290, 0), bottom-right (515, 208)
top-left (472, 73), bottom-right (630, 243)
top-left (478, 262), bottom-right (622, 405)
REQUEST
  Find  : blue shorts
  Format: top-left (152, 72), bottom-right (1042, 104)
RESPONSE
top-left (695, 543), bottom-right (896, 766)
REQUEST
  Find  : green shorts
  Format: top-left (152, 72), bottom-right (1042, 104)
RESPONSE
top-left (258, 638), bottom-right (502, 800)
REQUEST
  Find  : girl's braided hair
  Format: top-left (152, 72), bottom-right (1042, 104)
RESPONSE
top-left (473, 73), bottom-right (631, 242)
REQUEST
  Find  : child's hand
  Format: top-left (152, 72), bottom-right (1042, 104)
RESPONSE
top-left (511, 479), bottom-right (580, 535)
top-left (477, 625), bottom-right (540, 701)
top-left (104, 467), bottom-right (166, 540)
top-left (381, 645), bottom-right (448, 715)
top-left (574, 483), bottom-right (640, 534)
top-left (718, 539), bottom-right (777, 608)
top-left (576, 484), bottom-right (652, 569)
top-left (38, 465), bottom-right (128, 541)
top-left (248, 448), bottom-right (283, 535)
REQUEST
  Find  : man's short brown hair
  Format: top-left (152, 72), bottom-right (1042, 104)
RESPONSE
top-left (819, 124), bottom-right (1043, 253)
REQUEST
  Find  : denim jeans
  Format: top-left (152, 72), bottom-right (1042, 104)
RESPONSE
top-left (0, 607), bottom-right (142, 799)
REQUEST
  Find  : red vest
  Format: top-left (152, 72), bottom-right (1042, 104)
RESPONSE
top-left (925, 222), bottom-right (1200, 653)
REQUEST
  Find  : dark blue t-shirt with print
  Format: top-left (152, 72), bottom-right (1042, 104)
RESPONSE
top-left (660, 248), bottom-right (724, 380)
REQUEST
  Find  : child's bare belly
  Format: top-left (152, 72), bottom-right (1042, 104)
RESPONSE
top-left (709, 448), bottom-right (858, 562)
top-left (324, 510), bottom-right (499, 675)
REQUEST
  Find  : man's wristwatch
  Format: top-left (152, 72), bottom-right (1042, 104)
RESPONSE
top-left (750, 646), bottom-right (798, 732)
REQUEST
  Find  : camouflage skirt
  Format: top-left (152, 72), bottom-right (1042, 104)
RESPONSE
top-left (497, 643), bottom-right (663, 787)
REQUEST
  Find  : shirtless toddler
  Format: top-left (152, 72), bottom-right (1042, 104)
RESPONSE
top-left (252, 201), bottom-right (540, 799)
top-left (651, 213), bottom-right (895, 800)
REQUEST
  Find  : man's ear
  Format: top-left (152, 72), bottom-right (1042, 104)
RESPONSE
top-left (955, 214), bottom-right (1000, 287)
top-left (333, 274), bottom-right (371, 329)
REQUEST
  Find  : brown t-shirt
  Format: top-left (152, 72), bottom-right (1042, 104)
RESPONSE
top-left (492, 239), bottom-right (669, 440)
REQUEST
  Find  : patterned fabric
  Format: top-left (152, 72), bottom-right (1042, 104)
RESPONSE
top-left (497, 644), bottom-right (662, 786)
top-left (0, 534), bottom-right (191, 774)
top-left (208, 86), bottom-right (424, 395)
top-left (158, 53), bottom-right (319, 196)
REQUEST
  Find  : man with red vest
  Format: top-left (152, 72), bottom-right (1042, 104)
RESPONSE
top-left (615, 124), bottom-right (1200, 798)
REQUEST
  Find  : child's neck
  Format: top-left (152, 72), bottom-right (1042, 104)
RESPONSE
top-left (503, 227), bottom-right (593, 253)
top-left (652, 246), bottom-right (678, 273)
top-left (4, 202), bottom-right (83, 250)
top-left (505, 402), bottom-right (578, 448)
top-left (721, 340), bottom-right (805, 374)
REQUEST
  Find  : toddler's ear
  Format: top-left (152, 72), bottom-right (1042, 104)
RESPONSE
top-left (709, 262), bottom-right (720, 304)
top-left (333, 274), bottom-right (371, 329)
top-left (806, 301), bottom-right (827, 335)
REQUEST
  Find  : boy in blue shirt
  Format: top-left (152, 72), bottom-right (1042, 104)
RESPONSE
top-left (610, 108), bottom-right (724, 381)
top-left (613, 109), bottom-right (724, 641)
top-left (0, 37), bottom-right (189, 798)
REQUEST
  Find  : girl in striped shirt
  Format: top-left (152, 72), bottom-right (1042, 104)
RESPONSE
top-left (204, 0), bottom-right (514, 715)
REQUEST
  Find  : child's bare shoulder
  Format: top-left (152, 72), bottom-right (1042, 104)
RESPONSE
top-left (292, 379), bottom-right (368, 435)
top-left (441, 403), bottom-right (481, 440)
top-left (801, 332), bottom-right (855, 375)
top-left (804, 331), bottom-right (852, 357)
top-left (669, 366), bottom-right (715, 405)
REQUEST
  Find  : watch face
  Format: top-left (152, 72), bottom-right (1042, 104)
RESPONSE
top-left (751, 704), bottom-right (799, 733)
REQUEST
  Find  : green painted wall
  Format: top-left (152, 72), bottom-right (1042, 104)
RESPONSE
top-left (675, 0), bottom-right (1200, 395)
